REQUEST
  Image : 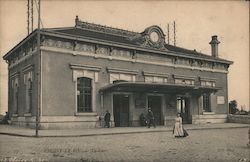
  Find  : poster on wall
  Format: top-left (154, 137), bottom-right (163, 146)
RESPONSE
top-left (217, 96), bottom-right (225, 104)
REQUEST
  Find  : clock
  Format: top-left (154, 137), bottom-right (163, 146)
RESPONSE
top-left (149, 31), bottom-right (159, 43)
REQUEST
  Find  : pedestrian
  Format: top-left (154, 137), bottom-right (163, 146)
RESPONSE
top-left (104, 110), bottom-right (111, 128)
top-left (147, 108), bottom-right (156, 128)
top-left (173, 113), bottom-right (188, 138)
top-left (139, 113), bottom-right (146, 126)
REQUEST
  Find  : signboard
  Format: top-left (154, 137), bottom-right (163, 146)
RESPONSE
top-left (217, 96), bottom-right (225, 104)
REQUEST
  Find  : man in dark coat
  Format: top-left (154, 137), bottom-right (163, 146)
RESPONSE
top-left (104, 110), bottom-right (111, 128)
top-left (139, 113), bottom-right (146, 126)
top-left (147, 108), bottom-right (156, 128)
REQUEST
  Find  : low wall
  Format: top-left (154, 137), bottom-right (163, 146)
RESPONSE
top-left (192, 114), bottom-right (227, 124)
top-left (11, 115), bottom-right (101, 129)
top-left (227, 114), bottom-right (250, 124)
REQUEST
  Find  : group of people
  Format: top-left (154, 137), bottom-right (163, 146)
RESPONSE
top-left (140, 108), bottom-right (188, 138)
top-left (102, 109), bottom-right (188, 138)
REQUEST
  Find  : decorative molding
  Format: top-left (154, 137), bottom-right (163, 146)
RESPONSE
top-left (42, 47), bottom-right (229, 74)
top-left (8, 50), bottom-right (36, 69)
top-left (96, 46), bottom-right (109, 55)
top-left (173, 74), bottom-right (196, 80)
top-left (3, 31), bottom-right (37, 61)
top-left (75, 42), bottom-right (95, 53)
top-left (71, 69), bottom-right (100, 83)
top-left (199, 77), bottom-right (217, 82)
top-left (139, 26), bottom-right (166, 50)
top-left (75, 18), bottom-right (137, 38)
top-left (22, 64), bottom-right (34, 73)
top-left (111, 49), bottom-right (131, 58)
top-left (143, 71), bottom-right (170, 77)
top-left (40, 32), bottom-right (232, 65)
top-left (69, 63), bottom-right (101, 71)
top-left (107, 67), bottom-right (139, 75)
top-left (10, 71), bottom-right (20, 79)
top-left (42, 38), bottom-right (74, 50)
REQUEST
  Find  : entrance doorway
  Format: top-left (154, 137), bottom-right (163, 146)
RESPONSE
top-left (113, 94), bottom-right (130, 127)
top-left (148, 96), bottom-right (162, 125)
top-left (176, 97), bottom-right (190, 124)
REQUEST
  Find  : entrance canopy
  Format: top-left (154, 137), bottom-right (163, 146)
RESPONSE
top-left (99, 82), bottom-right (220, 94)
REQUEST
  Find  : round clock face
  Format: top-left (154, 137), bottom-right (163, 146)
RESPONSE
top-left (150, 31), bottom-right (159, 43)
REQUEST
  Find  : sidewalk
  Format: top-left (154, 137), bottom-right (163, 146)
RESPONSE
top-left (0, 123), bottom-right (249, 138)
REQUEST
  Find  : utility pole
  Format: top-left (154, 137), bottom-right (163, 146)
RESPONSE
top-left (27, 0), bottom-right (30, 35)
top-left (173, 21), bottom-right (176, 46)
top-left (31, 0), bottom-right (34, 32)
top-left (35, 0), bottom-right (41, 137)
top-left (167, 23), bottom-right (170, 44)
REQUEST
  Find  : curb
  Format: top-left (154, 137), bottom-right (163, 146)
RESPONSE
top-left (0, 125), bottom-right (248, 138)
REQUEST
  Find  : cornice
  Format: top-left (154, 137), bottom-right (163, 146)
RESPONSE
top-left (3, 30), bottom-right (37, 60)
top-left (41, 31), bottom-right (233, 65)
top-left (41, 46), bottom-right (229, 74)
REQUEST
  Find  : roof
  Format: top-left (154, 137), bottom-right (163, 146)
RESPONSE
top-left (3, 17), bottom-right (233, 65)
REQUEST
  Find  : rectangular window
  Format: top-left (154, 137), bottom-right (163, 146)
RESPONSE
top-left (175, 79), bottom-right (183, 84)
top-left (145, 76), bottom-right (153, 83)
top-left (200, 80), bottom-right (215, 87)
top-left (77, 77), bottom-right (92, 112)
top-left (175, 79), bottom-right (194, 85)
top-left (153, 76), bottom-right (164, 83)
top-left (203, 94), bottom-right (211, 112)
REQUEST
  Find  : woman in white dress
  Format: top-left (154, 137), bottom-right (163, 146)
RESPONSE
top-left (173, 113), bottom-right (184, 137)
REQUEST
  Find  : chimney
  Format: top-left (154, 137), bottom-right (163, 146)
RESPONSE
top-left (75, 15), bottom-right (79, 27)
top-left (209, 35), bottom-right (220, 57)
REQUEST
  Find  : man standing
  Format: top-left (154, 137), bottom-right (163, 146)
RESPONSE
top-left (147, 108), bottom-right (156, 128)
top-left (104, 110), bottom-right (111, 128)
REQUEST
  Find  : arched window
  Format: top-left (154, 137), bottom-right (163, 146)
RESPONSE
top-left (77, 77), bottom-right (92, 112)
top-left (26, 78), bottom-right (32, 113)
top-left (13, 83), bottom-right (19, 114)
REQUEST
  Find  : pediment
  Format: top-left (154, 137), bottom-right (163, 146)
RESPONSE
top-left (129, 26), bottom-right (167, 50)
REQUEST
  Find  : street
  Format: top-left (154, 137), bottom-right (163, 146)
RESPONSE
top-left (0, 128), bottom-right (249, 162)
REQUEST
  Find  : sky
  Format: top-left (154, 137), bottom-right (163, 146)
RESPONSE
top-left (0, 0), bottom-right (249, 114)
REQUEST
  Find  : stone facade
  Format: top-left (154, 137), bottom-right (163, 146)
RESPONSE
top-left (3, 17), bottom-right (233, 129)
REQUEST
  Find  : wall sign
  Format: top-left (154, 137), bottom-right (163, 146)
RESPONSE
top-left (217, 96), bottom-right (225, 104)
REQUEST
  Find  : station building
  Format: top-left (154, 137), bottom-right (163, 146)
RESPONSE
top-left (3, 16), bottom-right (233, 129)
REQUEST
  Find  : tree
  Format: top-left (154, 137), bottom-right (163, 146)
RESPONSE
top-left (229, 100), bottom-right (238, 114)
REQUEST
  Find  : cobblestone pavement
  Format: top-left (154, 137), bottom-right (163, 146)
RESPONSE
top-left (0, 128), bottom-right (249, 162)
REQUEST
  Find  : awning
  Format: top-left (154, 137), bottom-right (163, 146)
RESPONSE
top-left (99, 82), bottom-right (221, 94)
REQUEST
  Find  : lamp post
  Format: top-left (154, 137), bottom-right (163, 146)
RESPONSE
top-left (35, 0), bottom-right (41, 137)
